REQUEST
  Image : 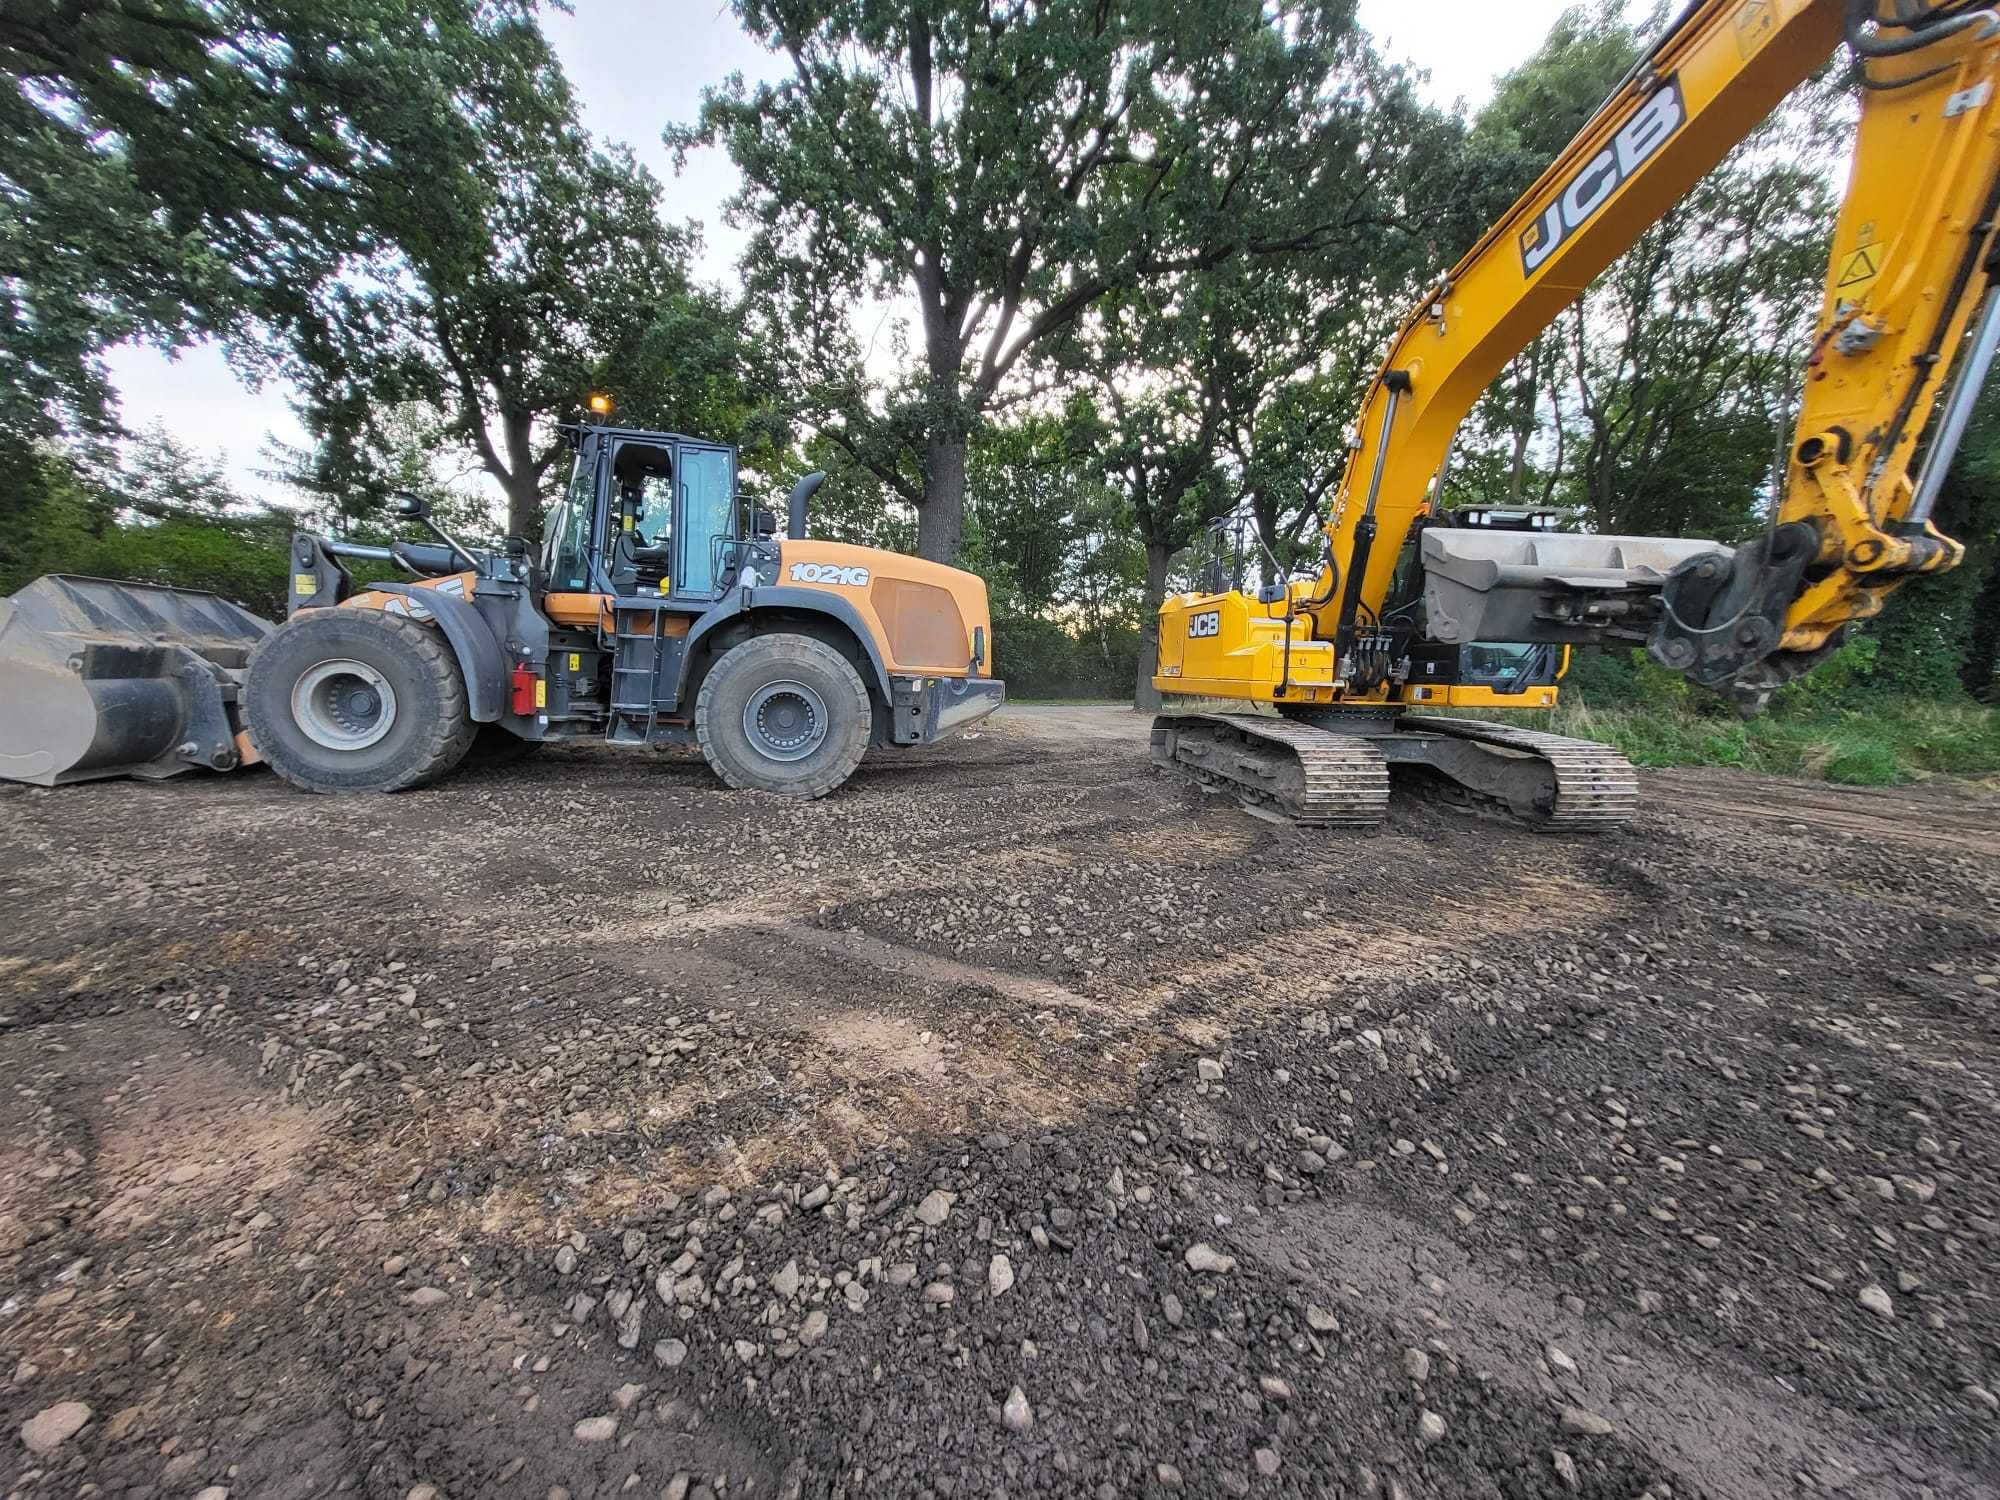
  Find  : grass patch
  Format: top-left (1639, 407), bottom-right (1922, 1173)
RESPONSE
top-left (1536, 696), bottom-right (2000, 786)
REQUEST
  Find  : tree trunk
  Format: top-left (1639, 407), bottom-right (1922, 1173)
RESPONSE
top-left (1133, 541), bottom-right (1173, 711)
top-left (1507, 348), bottom-right (1541, 504)
top-left (918, 428), bottom-right (967, 563)
top-left (1507, 420), bottom-right (1532, 504)
top-left (501, 409), bottom-right (540, 541)
top-left (503, 471), bottom-right (542, 545)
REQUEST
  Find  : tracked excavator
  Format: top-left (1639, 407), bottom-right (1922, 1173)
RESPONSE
top-left (1153, 0), bottom-right (1999, 829)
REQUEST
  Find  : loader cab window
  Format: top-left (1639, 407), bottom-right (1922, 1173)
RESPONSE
top-left (675, 444), bottom-right (736, 598)
top-left (630, 472), bottom-right (673, 548)
top-left (544, 454), bottom-right (599, 591)
top-left (611, 441), bottom-right (677, 593)
top-left (612, 444), bottom-right (675, 546)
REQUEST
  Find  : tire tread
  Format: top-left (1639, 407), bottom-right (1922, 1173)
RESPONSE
top-left (245, 608), bottom-right (477, 794)
top-left (693, 633), bottom-right (871, 797)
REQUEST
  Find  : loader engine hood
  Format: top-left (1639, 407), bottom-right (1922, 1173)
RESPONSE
top-left (775, 540), bottom-right (995, 678)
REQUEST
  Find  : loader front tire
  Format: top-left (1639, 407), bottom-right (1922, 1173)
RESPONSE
top-left (245, 609), bottom-right (477, 793)
top-left (694, 633), bottom-right (871, 797)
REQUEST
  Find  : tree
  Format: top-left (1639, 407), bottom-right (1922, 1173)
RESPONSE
top-left (1870, 386), bottom-right (2000, 701)
top-left (962, 412), bottom-right (1104, 619)
top-left (0, 433), bottom-right (295, 617)
top-left (680, 0), bottom-right (1427, 564)
top-left (1442, 4), bottom-right (1642, 509)
top-left (269, 47), bottom-right (751, 540)
top-left (0, 0), bottom-right (549, 450)
top-left (1430, 5), bottom-right (1841, 548)
top-left (1556, 123), bottom-right (1835, 540)
top-left (1056, 280), bottom-right (1236, 706)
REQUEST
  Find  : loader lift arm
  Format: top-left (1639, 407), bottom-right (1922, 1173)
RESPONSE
top-left (1315, 0), bottom-right (1999, 704)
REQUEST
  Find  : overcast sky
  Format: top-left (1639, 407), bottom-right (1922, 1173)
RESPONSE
top-left (103, 0), bottom-right (1577, 493)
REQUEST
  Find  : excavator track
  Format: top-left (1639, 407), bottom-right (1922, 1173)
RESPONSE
top-left (1150, 713), bottom-right (1389, 827)
top-left (1152, 710), bottom-right (1637, 831)
top-left (1393, 715), bottom-right (1638, 830)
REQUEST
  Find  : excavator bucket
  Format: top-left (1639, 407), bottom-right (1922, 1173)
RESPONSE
top-left (0, 575), bottom-right (274, 787)
top-left (1419, 529), bottom-right (1729, 645)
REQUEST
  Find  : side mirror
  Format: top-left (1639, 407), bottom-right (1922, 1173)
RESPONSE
top-left (751, 507), bottom-right (778, 537)
top-left (390, 491), bottom-right (429, 520)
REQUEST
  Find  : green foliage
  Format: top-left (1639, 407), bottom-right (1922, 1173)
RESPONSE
top-left (682, 0), bottom-right (1436, 561)
top-left (993, 615), bottom-right (1140, 700)
top-left (961, 414), bottom-right (1108, 618)
top-left (1, 0), bottom-right (549, 446)
top-left (1550, 694), bottom-right (2000, 786)
top-left (269, 47), bottom-right (743, 539)
top-left (0, 438), bottom-right (295, 619)
top-left (1439, 7), bottom-right (1845, 548)
top-left (1449, 634), bottom-right (2000, 787)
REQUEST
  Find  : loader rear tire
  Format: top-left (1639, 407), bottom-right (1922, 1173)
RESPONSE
top-left (244, 609), bottom-right (477, 793)
top-left (694, 632), bottom-right (871, 797)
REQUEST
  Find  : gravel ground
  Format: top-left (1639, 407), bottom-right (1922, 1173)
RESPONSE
top-left (1, 704), bottom-right (1996, 1500)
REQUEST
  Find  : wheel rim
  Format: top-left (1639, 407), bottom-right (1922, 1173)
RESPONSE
top-left (742, 679), bottom-right (828, 762)
top-left (291, 658), bottom-right (398, 751)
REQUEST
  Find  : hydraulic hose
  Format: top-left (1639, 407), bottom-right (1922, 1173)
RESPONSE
top-left (1846, 0), bottom-right (1998, 54)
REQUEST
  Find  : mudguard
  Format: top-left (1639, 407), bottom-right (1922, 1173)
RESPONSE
top-left (358, 584), bottom-right (508, 723)
top-left (679, 586), bottom-right (895, 705)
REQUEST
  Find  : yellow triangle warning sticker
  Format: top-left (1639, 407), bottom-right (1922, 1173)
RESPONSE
top-left (1735, 0), bottom-right (1775, 58)
top-left (1838, 244), bottom-right (1880, 289)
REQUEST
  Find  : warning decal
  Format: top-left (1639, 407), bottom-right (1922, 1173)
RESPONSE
top-left (1734, 0), bottom-right (1774, 57)
top-left (1837, 243), bottom-right (1881, 289)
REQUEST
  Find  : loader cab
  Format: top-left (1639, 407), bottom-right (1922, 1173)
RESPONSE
top-left (545, 423), bottom-right (741, 603)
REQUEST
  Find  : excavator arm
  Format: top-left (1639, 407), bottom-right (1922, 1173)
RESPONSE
top-left (1312, 0), bottom-right (2000, 706)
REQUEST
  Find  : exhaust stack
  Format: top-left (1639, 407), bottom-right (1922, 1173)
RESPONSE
top-left (785, 472), bottom-right (826, 541)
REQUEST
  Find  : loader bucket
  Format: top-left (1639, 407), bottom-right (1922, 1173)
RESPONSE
top-left (1419, 530), bottom-right (1730, 645)
top-left (0, 575), bottom-right (275, 787)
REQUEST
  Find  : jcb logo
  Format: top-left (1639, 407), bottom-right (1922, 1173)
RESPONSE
top-left (1188, 611), bottom-right (1221, 639)
top-left (1520, 75), bottom-right (1684, 277)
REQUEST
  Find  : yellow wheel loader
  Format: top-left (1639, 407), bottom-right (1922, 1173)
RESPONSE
top-left (0, 420), bottom-right (1003, 794)
top-left (1154, 0), bottom-right (1999, 829)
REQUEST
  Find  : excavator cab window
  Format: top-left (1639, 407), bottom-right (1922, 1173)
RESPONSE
top-left (1384, 521), bottom-right (1430, 628)
top-left (1460, 642), bottom-right (1558, 689)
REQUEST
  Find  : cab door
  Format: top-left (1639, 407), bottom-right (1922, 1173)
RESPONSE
top-left (671, 442), bottom-right (738, 601)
